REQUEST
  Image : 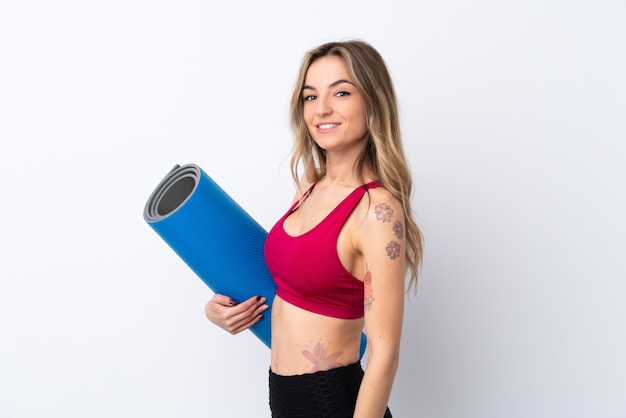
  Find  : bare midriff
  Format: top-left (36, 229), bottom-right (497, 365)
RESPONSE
top-left (270, 295), bottom-right (364, 376)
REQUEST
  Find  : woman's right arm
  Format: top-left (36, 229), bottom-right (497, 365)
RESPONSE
top-left (204, 294), bottom-right (268, 335)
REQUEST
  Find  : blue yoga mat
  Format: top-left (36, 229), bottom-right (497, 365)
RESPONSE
top-left (143, 163), bottom-right (366, 356)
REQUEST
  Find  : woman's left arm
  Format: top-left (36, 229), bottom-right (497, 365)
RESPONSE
top-left (354, 191), bottom-right (406, 418)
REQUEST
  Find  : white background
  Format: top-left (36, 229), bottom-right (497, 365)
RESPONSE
top-left (1, 1), bottom-right (624, 417)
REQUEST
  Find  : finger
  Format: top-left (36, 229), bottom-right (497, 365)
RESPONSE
top-left (224, 300), bottom-right (269, 332)
top-left (252, 302), bottom-right (269, 317)
top-left (229, 312), bottom-right (266, 335)
top-left (211, 294), bottom-right (238, 307)
top-left (237, 295), bottom-right (266, 311)
top-left (225, 295), bottom-right (267, 317)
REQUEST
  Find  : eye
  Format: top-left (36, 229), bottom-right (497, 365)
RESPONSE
top-left (336, 91), bottom-right (351, 97)
top-left (303, 94), bottom-right (316, 102)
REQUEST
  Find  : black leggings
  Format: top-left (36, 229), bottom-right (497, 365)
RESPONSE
top-left (269, 362), bottom-right (392, 418)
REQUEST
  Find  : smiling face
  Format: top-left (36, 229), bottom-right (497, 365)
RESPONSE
top-left (302, 56), bottom-right (369, 155)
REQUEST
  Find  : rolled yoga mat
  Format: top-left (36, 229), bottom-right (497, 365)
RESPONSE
top-left (143, 163), bottom-right (367, 356)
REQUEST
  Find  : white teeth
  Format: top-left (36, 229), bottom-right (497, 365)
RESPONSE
top-left (319, 123), bottom-right (338, 129)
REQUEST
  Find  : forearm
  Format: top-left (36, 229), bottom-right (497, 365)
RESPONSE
top-left (353, 355), bottom-right (399, 418)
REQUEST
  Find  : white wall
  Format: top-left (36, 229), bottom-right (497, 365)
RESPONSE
top-left (1, 1), bottom-right (624, 417)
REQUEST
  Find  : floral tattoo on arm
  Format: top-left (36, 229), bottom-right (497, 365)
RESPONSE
top-left (375, 202), bottom-right (404, 260)
top-left (386, 241), bottom-right (401, 259)
top-left (393, 220), bottom-right (404, 239)
top-left (374, 202), bottom-right (394, 222)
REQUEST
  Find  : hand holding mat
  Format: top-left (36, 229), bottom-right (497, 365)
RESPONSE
top-left (144, 164), bottom-right (366, 356)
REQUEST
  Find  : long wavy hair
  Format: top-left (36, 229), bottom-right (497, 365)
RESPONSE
top-left (289, 40), bottom-right (424, 291)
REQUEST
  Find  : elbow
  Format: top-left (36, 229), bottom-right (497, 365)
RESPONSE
top-left (388, 352), bottom-right (400, 375)
top-left (367, 344), bottom-right (400, 374)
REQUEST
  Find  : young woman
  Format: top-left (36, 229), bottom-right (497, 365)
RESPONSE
top-left (204, 40), bottom-right (423, 418)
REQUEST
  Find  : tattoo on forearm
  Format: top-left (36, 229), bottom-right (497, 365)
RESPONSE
top-left (302, 341), bottom-right (343, 372)
top-left (374, 202), bottom-right (393, 223)
top-left (386, 240), bottom-right (401, 260)
top-left (364, 269), bottom-right (375, 312)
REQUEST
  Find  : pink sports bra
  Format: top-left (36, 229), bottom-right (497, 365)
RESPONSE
top-left (264, 181), bottom-right (381, 319)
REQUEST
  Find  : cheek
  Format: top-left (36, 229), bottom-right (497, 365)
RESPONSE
top-left (351, 102), bottom-right (368, 131)
top-left (302, 105), bottom-right (315, 124)
top-left (355, 110), bottom-right (369, 135)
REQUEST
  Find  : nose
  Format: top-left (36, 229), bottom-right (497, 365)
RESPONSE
top-left (315, 94), bottom-right (332, 116)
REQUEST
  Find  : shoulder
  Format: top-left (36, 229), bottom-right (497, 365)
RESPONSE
top-left (289, 177), bottom-right (316, 205)
top-left (298, 177), bottom-right (316, 195)
top-left (353, 185), bottom-right (405, 247)
top-left (354, 184), bottom-right (407, 271)
top-left (362, 186), bottom-right (404, 224)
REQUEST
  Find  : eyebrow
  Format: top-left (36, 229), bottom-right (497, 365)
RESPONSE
top-left (302, 79), bottom-right (355, 91)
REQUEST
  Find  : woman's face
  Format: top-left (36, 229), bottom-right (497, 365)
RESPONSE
top-left (302, 56), bottom-right (368, 155)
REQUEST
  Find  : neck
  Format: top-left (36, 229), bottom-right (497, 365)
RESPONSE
top-left (324, 159), bottom-right (354, 183)
top-left (322, 153), bottom-right (373, 188)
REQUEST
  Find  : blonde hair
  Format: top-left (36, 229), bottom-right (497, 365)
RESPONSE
top-left (289, 40), bottom-right (424, 291)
